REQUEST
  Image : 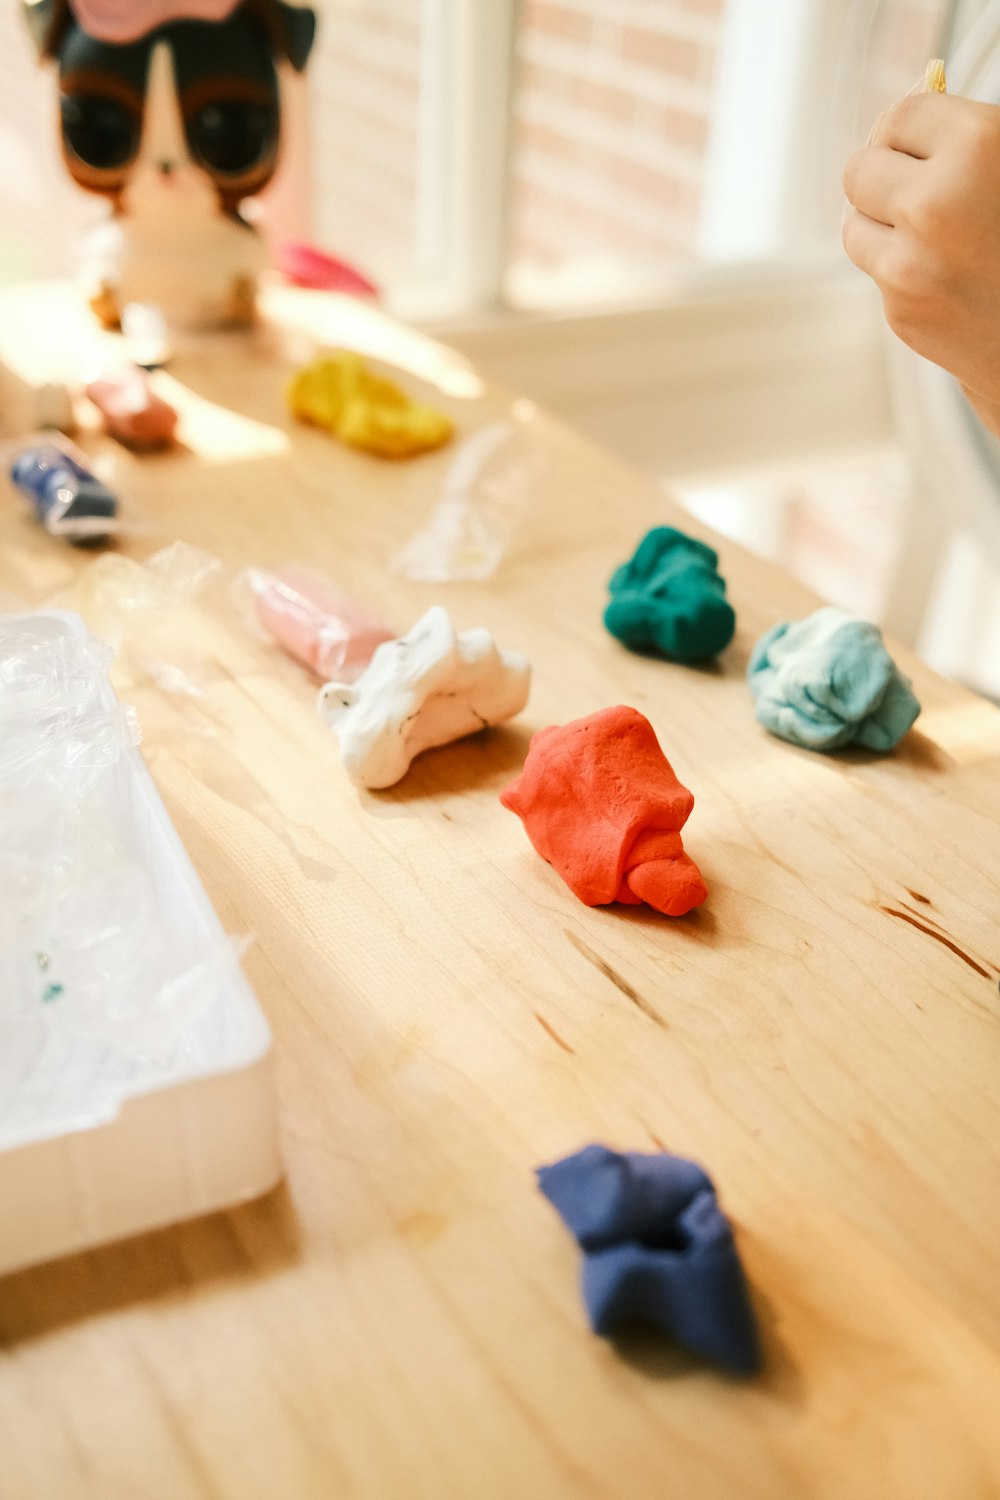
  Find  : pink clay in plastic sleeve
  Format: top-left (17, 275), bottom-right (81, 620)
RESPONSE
top-left (245, 566), bottom-right (394, 681)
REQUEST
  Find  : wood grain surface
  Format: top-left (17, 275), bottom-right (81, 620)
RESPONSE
top-left (1, 283), bottom-right (1000, 1500)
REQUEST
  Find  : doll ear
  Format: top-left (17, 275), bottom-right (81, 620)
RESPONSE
top-left (267, 1), bottom-right (316, 71)
top-left (21, 0), bottom-right (72, 57)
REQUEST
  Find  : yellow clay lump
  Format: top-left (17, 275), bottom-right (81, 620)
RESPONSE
top-left (288, 352), bottom-right (454, 459)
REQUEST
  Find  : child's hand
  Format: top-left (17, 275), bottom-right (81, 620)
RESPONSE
top-left (843, 93), bottom-right (1000, 435)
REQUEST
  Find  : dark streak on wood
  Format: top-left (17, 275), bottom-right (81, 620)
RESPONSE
top-left (906, 889), bottom-right (932, 905)
top-left (565, 930), bottom-right (669, 1029)
top-left (879, 907), bottom-right (991, 980)
top-left (634, 1113), bottom-right (669, 1153)
top-left (899, 901), bottom-right (946, 930)
top-left (534, 1013), bottom-right (576, 1054)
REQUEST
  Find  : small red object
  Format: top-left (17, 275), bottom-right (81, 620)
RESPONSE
top-left (278, 243), bottom-right (380, 300)
top-left (86, 371), bottom-right (178, 450)
top-left (500, 705), bottom-right (708, 917)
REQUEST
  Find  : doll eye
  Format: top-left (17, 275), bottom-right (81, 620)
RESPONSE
top-left (61, 93), bottom-right (139, 171)
top-left (188, 100), bottom-right (277, 177)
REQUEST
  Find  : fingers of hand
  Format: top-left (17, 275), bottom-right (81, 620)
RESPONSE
top-left (869, 91), bottom-right (996, 160)
top-left (841, 207), bottom-right (892, 279)
top-left (843, 146), bottom-right (920, 227)
top-left (869, 90), bottom-right (949, 156)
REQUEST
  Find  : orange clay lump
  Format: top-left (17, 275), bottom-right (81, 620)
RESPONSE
top-left (500, 705), bottom-right (708, 917)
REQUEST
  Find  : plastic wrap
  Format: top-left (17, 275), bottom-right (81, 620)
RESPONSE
top-left (52, 541), bottom-right (221, 696)
top-left (0, 612), bottom-right (139, 800)
top-left (0, 608), bottom-right (249, 1135)
top-left (0, 810), bottom-right (247, 1060)
top-left (237, 564), bottom-right (394, 681)
top-left (392, 419), bottom-right (546, 582)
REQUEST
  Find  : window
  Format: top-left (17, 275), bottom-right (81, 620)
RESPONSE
top-left (507, 0), bottom-right (727, 306)
top-left (0, 0), bottom-right (958, 312)
top-left (506, 0), bottom-right (953, 304)
top-left (307, 2), bottom-right (424, 292)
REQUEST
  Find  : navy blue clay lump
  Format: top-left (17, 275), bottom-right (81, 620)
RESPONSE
top-left (537, 1144), bottom-right (761, 1375)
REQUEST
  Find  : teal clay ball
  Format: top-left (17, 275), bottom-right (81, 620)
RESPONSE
top-left (605, 526), bottom-right (736, 663)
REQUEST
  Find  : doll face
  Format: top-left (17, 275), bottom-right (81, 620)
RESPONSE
top-left (56, 7), bottom-right (286, 210)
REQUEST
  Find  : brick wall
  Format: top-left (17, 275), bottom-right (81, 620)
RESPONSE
top-left (307, 1), bottom-right (423, 288)
top-left (508, 0), bottom-right (727, 293)
top-left (507, 0), bottom-right (953, 298)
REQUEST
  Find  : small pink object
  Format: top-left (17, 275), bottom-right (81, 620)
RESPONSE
top-left (70, 0), bottom-right (239, 43)
top-left (86, 370), bottom-right (179, 450)
top-left (278, 243), bottom-right (380, 301)
top-left (248, 566), bottom-right (394, 681)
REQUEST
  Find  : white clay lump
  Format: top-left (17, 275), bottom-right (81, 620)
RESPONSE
top-left (318, 606), bottom-right (531, 789)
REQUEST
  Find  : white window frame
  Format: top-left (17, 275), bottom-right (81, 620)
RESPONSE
top-left (285, 0), bottom-right (519, 319)
top-left (699, 0), bottom-right (857, 261)
top-left (414, 0), bottom-right (519, 314)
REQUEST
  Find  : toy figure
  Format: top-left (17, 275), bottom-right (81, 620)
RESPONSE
top-left (22, 0), bottom-right (316, 329)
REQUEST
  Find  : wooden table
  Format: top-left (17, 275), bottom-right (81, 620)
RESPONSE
top-left (2, 283), bottom-right (1000, 1500)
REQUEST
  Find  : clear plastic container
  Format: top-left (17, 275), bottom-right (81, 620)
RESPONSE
top-left (0, 610), bottom-right (280, 1274)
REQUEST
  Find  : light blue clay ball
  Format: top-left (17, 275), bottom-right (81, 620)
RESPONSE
top-left (748, 607), bottom-right (921, 752)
